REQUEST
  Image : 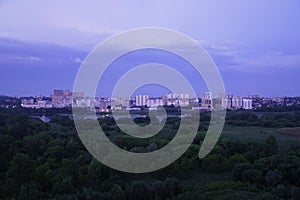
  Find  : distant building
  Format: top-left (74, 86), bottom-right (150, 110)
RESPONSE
top-left (53, 89), bottom-right (64, 96)
top-left (110, 97), bottom-right (131, 109)
top-left (37, 100), bottom-right (46, 108)
top-left (63, 89), bottom-right (71, 96)
top-left (21, 98), bottom-right (52, 108)
top-left (248, 95), bottom-right (260, 99)
top-left (163, 94), bottom-right (178, 106)
top-left (147, 98), bottom-right (164, 108)
top-left (202, 92), bottom-right (213, 108)
top-left (21, 98), bottom-right (34, 105)
top-left (231, 96), bottom-right (243, 109)
top-left (221, 98), bottom-right (232, 109)
top-left (219, 94), bottom-right (254, 110)
top-left (52, 89), bottom-right (83, 108)
top-left (96, 98), bottom-right (111, 111)
top-left (178, 93), bottom-right (190, 107)
top-left (162, 93), bottom-right (190, 107)
top-left (242, 99), bottom-right (253, 110)
top-left (135, 95), bottom-right (149, 106)
top-left (52, 89), bottom-right (66, 107)
top-left (75, 98), bottom-right (95, 108)
top-left (72, 92), bottom-right (84, 99)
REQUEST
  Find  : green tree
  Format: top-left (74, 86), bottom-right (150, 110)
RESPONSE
top-left (129, 181), bottom-right (148, 200)
top-left (228, 153), bottom-right (247, 167)
top-left (7, 153), bottom-right (35, 184)
top-left (232, 163), bottom-right (252, 181)
top-left (17, 182), bottom-right (42, 200)
top-left (53, 176), bottom-right (74, 194)
top-left (110, 184), bottom-right (125, 200)
top-left (291, 186), bottom-right (300, 200)
top-left (3, 153), bottom-right (35, 197)
top-left (265, 170), bottom-right (283, 186)
top-left (164, 178), bottom-right (182, 199)
top-left (265, 135), bottom-right (278, 155)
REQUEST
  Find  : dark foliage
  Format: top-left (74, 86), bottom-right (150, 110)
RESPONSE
top-left (0, 108), bottom-right (300, 199)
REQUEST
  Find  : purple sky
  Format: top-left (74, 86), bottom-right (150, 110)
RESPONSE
top-left (0, 0), bottom-right (300, 97)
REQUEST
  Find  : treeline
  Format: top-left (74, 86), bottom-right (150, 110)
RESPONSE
top-left (6, 106), bottom-right (300, 128)
top-left (198, 110), bottom-right (300, 128)
top-left (0, 95), bottom-right (20, 108)
top-left (1, 108), bottom-right (300, 199)
top-left (4, 107), bottom-right (73, 116)
top-left (254, 104), bottom-right (300, 112)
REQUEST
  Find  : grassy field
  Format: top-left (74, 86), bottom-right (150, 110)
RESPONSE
top-left (108, 120), bottom-right (300, 150)
top-left (222, 125), bottom-right (300, 149)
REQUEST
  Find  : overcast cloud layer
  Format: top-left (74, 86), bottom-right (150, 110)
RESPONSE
top-left (0, 0), bottom-right (300, 96)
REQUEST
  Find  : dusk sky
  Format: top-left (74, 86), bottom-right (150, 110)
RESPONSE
top-left (1, 0), bottom-right (300, 97)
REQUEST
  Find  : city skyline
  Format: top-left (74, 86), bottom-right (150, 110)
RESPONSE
top-left (18, 89), bottom-right (256, 111)
top-left (14, 88), bottom-right (300, 112)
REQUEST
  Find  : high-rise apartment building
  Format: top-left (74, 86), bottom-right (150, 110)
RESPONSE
top-left (52, 89), bottom-right (81, 107)
top-left (146, 98), bottom-right (163, 107)
top-left (135, 95), bottom-right (149, 106)
top-left (202, 92), bottom-right (213, 108)
top-left (242, 99), bottom-right (253, 110)
top-left (231, 96), bottom-right (243, 109)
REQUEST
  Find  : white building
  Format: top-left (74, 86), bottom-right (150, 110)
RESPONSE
top-left (242, 99), bottom-right (253, 110)
top-left (178, 93), bottom-right (190, 107)
top-left (220, 94), bottom-right (253, 110)
top-left (110, 97), bottom-right (131, 109)
top-left (147, 98), bottom-right (164, 107)
top-left (21, 98), bottom-right (34, 105)
top-left (221, 98), bottom-right (232, 109)
top-left (74, 98), bottom-right (95, 108)
top-left (162, 93), bottom-right (190, 107)
top-left (21, 98), bottom-right (52, 109)
top-left (135, 95), bottom-right (149, 106)
top-left (37, 100), bottom-right (46, 108)
top-left (166, 93), bottom-right (177, 99)
top-left (231, 96), bottom-right (243, 109)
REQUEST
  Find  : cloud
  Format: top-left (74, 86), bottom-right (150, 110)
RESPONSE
top-left (73, 57), bottom-right (83, 64)
top-left (219, 51), bottom-right (300, 73)
top-left (29, 56), bottom-right (40, 61)
top-left (196, 40), bottom-right (300, 73)
top-left (13, 55), bottom-right (40, 62)
top-left (198, 40), bottom-right (247, 57)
